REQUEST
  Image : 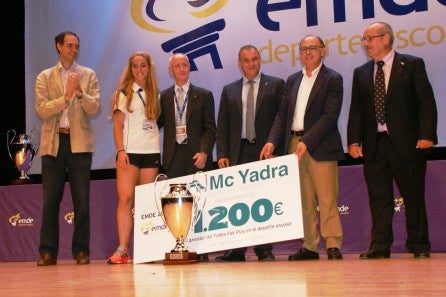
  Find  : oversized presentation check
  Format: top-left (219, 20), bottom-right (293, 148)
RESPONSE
top-left (133, 154), bottom-right (303, 264)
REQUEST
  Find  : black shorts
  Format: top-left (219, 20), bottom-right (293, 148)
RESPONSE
top-left (127, 153), bottom-right (160, 169)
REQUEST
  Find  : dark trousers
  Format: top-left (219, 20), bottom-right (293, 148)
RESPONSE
top-left (233, 139), bottom-right (273, 254)
top-left (364, 132), bottom-right (430, 252)
top-left (39, 134), bottom-right (92, 258)
top-left (165, 143), bottom-right (212, 178)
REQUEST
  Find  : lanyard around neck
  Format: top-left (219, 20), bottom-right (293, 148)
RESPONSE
top-left (136, 88), bottom-right (145, 107)
top-left (174, 92), bottom-right (188, 120)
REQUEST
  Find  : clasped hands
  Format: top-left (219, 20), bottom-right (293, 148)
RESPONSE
top-left (65, 73), bottom-right (83, 103)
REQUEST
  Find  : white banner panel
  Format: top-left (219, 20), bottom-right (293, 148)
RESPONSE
top-left (133, 154), bottom-right (303, 264)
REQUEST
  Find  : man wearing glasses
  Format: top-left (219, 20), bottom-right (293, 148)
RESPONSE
top-left (261, 35), bottom-right (345, 261)
top-left (347, 22), bottom-right (437, 259)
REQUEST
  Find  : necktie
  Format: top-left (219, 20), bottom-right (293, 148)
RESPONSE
top-left (374, 60), bottom-right (386, 125)
top-left (246, 81), bottom-right (255, 142)
top-left (176, 87), bottom-right (187, 144)
top-left (177, 87), bottom-right (184, 104)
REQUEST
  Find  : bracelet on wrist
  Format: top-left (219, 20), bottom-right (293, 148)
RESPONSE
top-left (116, 149), bottom-right (125, 160)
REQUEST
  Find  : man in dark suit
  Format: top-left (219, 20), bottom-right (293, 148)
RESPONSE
top-left (215, 45), bottom-right (285, 262)
top-left (158, 53), bottom-right (216, 178)
top-left (158, 53), bottom-right (216, 261)
top-left (347, 22), bottom-right (437, 259)
top-left (261, 35), bottom-right (344, 260)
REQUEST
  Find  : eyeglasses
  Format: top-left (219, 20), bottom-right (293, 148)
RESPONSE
top-left (299, 45), bottom-right (324, 53)
top-left (361, 34), bottom-right (385, 42)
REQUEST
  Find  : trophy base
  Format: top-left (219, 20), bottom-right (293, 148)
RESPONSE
top-left (163, 251), bottom-right (198, 265)
top-left (11, 178), bottom-right (33, 185)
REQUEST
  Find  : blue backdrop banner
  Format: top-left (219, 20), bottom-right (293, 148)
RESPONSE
top-left (25, 1), bottom-right (446, 173)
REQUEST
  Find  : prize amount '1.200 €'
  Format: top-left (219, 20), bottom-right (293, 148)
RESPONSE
top-left (194, 198), bottom-right (284, 233)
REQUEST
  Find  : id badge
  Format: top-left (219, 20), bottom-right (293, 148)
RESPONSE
top-left (176, 125), bottom-right (187, 136)
top-left (142, 119), bottom-right (154, 130)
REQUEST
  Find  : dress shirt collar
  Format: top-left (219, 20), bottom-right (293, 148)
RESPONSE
top-left (58, 61), bottom-right (77, 73)
top-left (132, 82), bottom-right (143, 93)
top-left (302, 62), bottom-right (322, 78)
top-left (375, 49), bottom-right (395, 66)
top-left (243, 72), bottom-right (261, 85)
top-left (175, 81), bottom-right (190, 94)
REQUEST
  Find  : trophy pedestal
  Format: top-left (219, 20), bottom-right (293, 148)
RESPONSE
top-left (11, 179), bottom-right (33, 185)
top-left (163, 251), bottom-right (198, 265)
top-left (155, 180), bottom-right (208, 266)
top-left (11, 175), bottom-right (33, 185)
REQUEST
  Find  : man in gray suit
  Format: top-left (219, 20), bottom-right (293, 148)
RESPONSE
top-left (215, 45), bottom-right (285, 262)
top-left (261, 35), bottom-right (344, 261)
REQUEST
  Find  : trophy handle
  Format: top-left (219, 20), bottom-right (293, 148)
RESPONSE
top-left (189, 171), bottom-right (208, 228)
top-left (6, 129), bottom-right (16, 161)
top-left (28, 127), bottom-right (40, 170)
top-left (154, 173), bottom-right (169, 225)
top-left (30, 126), bottom-right (40, 155)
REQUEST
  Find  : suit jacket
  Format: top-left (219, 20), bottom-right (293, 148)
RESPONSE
top-left (35, 62), bottom-right (101, 157)
top-left (347, 52), bottom-right (437, 161)
top-left (268, 64), bottom-right (344, 161)
top-left (158, 83), bottom-right (216, 171)
top-left (217, 73), bottom-right (285, 165)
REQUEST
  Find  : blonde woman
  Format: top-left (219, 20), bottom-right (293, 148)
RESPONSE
top-left (108, 51), bottom-right (161, 264)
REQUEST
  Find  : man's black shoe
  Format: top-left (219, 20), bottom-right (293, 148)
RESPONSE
top-left (75, 252), bottom-right (91, 265)
top-left (37, 253), bottom-right (57, 266)
top-left (256, 250), bottom-right (275, 262)
top-left (359, 249), bottom-right (390, 259)
top-left (215, 250), bottom-right (246, 262)
top-left (198, 254), bottom-right (209, 262)
top-left (288, 247), bottom-right (319, 260)
top-left (327, 247), bottom-right (343, 260)
top-left (414, 251), bottom-right (430, 259)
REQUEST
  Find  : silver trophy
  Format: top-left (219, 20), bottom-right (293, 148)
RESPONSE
top-left (154, 172), bottom-right (207, 264)
top-left (6, 128), bottom-right (40, 184)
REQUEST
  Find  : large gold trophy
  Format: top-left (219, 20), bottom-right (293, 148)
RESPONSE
top-left (154, 173), bottom-right (207, 265)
